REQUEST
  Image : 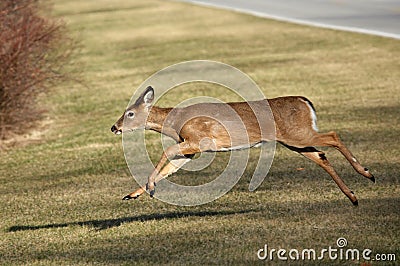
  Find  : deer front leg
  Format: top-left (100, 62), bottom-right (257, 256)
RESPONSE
top-left (122, 156), bottom-right (192, 200)
top-left (148, 142), bottom-right (199, 196)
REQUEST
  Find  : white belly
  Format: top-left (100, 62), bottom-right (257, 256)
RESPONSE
top-left (217, 142), bottom-right (263, 152)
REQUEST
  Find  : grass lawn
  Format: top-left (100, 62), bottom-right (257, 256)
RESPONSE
top-left (1, 0), bottom-right (399, 264)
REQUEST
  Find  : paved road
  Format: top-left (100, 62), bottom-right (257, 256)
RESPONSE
top-left (184, 0), bottom-right (400, 39)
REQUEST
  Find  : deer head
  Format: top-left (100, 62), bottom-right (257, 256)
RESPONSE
top-left (111, 86), bottom-right (154, 134)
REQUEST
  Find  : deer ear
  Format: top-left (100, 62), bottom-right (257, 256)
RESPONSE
top-left (135, 86), bottom-right (154, 107)
top-left (143, 86), bottom-right (154, 107)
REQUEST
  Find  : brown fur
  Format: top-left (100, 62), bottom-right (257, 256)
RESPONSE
top-left (112, 86), bottom-right (375, 204)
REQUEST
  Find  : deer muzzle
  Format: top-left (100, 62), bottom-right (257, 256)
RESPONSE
top-left (111, 125), bottom-right (122, 135)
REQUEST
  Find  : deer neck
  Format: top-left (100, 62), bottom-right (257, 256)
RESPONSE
top-left (146, 106), bottom-right (180, 142)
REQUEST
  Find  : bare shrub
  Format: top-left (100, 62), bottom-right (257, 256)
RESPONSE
top-left (0, 0), bottom-right (76, 141)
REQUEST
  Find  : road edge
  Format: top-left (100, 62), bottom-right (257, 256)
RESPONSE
top-left (186, 0), bottom-right (400, 40)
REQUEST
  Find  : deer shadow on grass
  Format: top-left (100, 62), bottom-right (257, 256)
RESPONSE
top-left (7, 209), bottom-right (257, 232)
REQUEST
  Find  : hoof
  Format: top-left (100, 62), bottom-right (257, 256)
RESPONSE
top-left (122, 195), bottom-right (133, 200)
top-left (370, 175), bottom-right (376, 183)
top-left (350, 191), bottom-right (358, 206)
top-left (364, 168), bottom-right (375, 183)
top-left (122, 194), bottom-right (139, 200)
top-left (147, 182), bottom-right (156, 198)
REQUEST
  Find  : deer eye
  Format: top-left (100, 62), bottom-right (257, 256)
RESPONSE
top-left (126, 111), bottom-right (135, 118)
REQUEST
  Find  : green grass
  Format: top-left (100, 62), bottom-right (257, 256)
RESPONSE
top-left (1, 0), bottom-right (399, 264)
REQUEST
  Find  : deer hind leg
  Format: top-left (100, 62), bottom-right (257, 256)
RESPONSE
top-left (309, 131), bottom-right (375, 183)
top-left (122, 156), bottom-right (192, 200)
top-left (288, 146), bottom-right (358, 205)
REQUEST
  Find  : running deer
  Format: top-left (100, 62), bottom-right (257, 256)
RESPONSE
top-left (111, 86), bottom-right (375, 205)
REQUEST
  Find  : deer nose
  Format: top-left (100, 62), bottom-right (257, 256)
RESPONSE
top-left (111, 125), bottom-right (122, 135)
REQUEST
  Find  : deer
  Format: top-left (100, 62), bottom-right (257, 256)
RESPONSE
top-left (111, 86), bottom-right (375, 205)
